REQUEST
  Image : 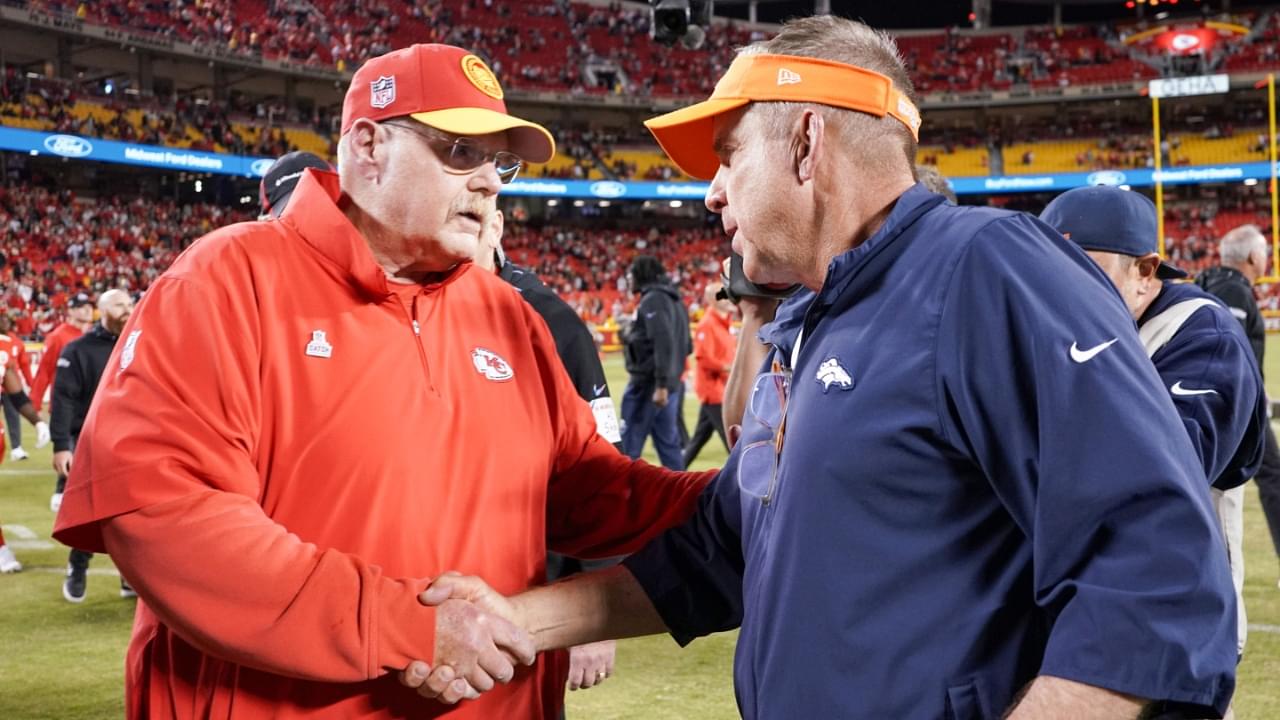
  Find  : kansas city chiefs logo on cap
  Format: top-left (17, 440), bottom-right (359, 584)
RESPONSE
top-left (370, 76), bottom-right (396, 109)
top-left (461, 55), bottom-right (504, 100)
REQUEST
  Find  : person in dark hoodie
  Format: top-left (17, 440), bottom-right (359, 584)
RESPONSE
top-left (52, 288), bottom-right (135, 603)
top-left (620, 255), bottom-right (691, 469)
top-left (1198, 223), bottom-right (1280, 588)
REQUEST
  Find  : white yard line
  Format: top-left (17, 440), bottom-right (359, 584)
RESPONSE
top-left (21, 566), bottom-right (120, 577)
top-left (1, 524), bottom-right (37, 539)
top-left (8, 540), bottom-right (55, 549)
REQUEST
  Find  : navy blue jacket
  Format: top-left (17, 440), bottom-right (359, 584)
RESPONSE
top-left (623, 283), bottom-right (691, 391)
top-left (624, 184), bottom-right (1237, 719)
top-left (1139, 281), bottom-right (1265, 491)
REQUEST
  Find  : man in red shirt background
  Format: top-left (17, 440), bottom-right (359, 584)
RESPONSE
top-left (0, 313), bottom-right (49, 575)
top-left (34, 291), bottom-right (91, 511)
top-left (0, 312), bottom-right (38, 460)
top-left (683, 283), bottom-right (736, 468)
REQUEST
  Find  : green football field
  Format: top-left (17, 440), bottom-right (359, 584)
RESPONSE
top-left (3, 351), bottom-right (1280, 718)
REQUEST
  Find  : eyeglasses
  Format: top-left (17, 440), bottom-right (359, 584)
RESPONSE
top-left (383, 121), bottom-right (523, 184)
top-left (737, 371), bottom-right (790, 506)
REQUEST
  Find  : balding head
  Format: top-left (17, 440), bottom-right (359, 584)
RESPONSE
top-left (98, 289), bottom-right (134, 336)
top-left (98, 289), bottom-right (129, 312)
top-left (1219, 224), bottom-right (1268, 281)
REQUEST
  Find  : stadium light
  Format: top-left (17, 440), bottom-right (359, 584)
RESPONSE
top-left (546, 199), bottom-right (559, 207)
top-left (1245, 178), bottom-right (1260, 186)
top-left (669, 200), bottom-right (684, 208)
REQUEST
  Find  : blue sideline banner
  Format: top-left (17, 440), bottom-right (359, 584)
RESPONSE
top-left (0, 125), bottom-right (274, 177)
top-left (2, 124), bottom-right (1274, 196)
top-left (948, 162), bottom-right (1275, 195)
top-left (506, 163), bottom-right (1275, 199)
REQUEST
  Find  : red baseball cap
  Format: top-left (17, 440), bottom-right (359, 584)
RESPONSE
top-left (341, 44), bottom-right (555, 163)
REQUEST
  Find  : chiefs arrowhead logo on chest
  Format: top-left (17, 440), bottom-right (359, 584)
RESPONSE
top-left (471, 347), bottom-right (514, 382)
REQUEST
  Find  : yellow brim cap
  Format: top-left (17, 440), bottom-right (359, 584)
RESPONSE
top-left (412, 107), bottom-right (556, 164)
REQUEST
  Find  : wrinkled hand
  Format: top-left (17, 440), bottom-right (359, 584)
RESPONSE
top-left (399, 660), bottom-right (479, 705)
top-left (567, 640), bottom-right (616, 691)
top-left (652, 387), bottom-right (670, 407)
top-left (398, 573), bottom-right (532, 705)
top-left (52, 450), bottom-right (72, 477)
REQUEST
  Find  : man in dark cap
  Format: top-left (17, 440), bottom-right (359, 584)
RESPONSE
top-left (34, 291), bottom-right (92, 512)
top-left (1041, 185), bottom-right (1266, 667)
top-left (258, 150), bottom-right (333, 219)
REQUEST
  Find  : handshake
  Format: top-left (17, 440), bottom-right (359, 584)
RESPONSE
top-left (398, 572), bottom-right (614, 704)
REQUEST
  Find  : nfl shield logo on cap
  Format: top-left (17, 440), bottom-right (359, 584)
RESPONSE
top-left (370, 76), bottom-right (396, 109)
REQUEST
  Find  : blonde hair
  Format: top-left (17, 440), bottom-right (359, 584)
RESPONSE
top-left (740, 15), bottom-right (918, 173)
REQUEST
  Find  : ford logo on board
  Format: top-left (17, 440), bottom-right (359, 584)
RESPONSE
top-left (1086, 170), bottom-right (1127, 186)
top-left (590, 181), bottom-right (627, 198)
top-left (43, 135), bottom-right (93, 158)
top-left (249, 158), bottom-right (274, 176)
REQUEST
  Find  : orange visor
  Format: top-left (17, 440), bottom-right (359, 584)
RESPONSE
top-left (644, 53), bottom-right (922, 180)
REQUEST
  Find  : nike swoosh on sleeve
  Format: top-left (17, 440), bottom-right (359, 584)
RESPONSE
top-left (1171, 381), bottom-right (1218, 397)
top-left (1068, 338), bottom-right (1119, 363)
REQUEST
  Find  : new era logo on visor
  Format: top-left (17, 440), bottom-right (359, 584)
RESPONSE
top-left (897, 97), bottom-right (922, 131)
top-left (370, 76), bottom-right (396, 109)
top-left (777, 68), bottom-right (802, 85)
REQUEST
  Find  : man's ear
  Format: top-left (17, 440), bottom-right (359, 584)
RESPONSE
top-left (1136, 254), bottom-right (1163, 281)
top-left (794, 109), bottom-right (825, 184)
top-left (345, 118), bottom-right (383, 182)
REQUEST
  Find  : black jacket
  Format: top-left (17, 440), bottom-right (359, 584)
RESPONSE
top-left (498, 260), bottom-right (622, 579)
top-left (622, 283), bottom-right (691, 390)
top-left (50, 323), bottom-right (118, 451)
top-left (499, 261), bottom-right (611, 406)
top-left (1197, 265), bottom-right (1265, 375)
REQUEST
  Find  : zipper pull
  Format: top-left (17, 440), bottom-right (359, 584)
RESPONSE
top-left (412, 320), bottom-right (420, 336)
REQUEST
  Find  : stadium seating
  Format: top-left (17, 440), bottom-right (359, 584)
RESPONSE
top-left (20, 1), bottom-right (1280, 99)
top-left (0, 179), bottom-right (731, 332)
top-left (917, 146), bottom-right (991, 177)
top-left (0, 183), bottom-right (253, 338)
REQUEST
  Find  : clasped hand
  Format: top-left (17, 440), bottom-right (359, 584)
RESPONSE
top-left (399, 572), bottom-right (531, 704)
top-left (399, 572), bottom-right (616, 704)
